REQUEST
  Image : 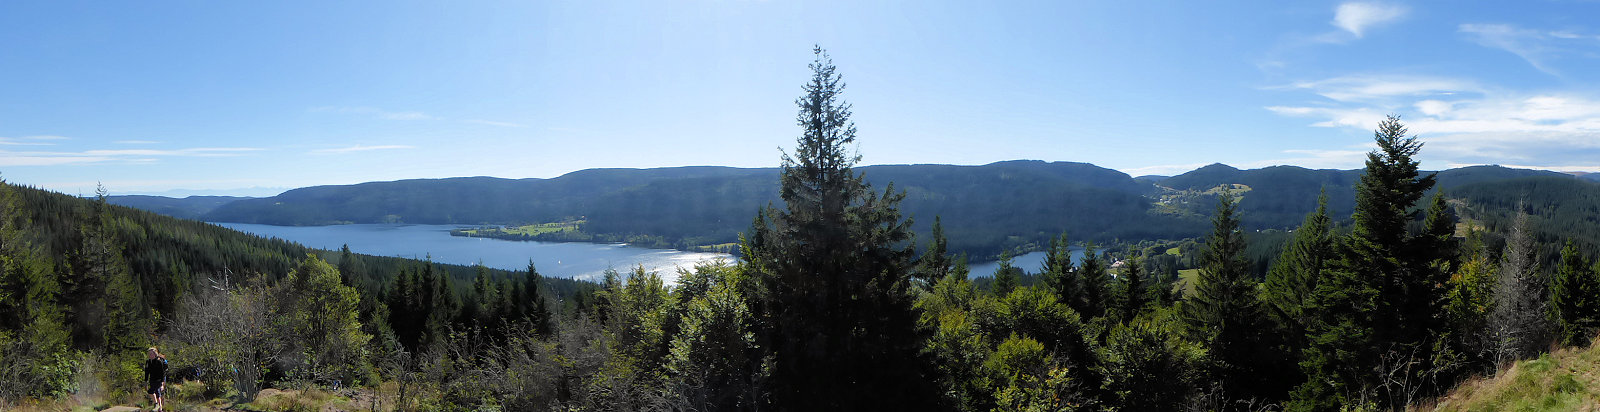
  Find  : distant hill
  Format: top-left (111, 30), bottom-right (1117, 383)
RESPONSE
top-left (199, 161), bottom-right (1186, 256)
top-left (106, 195), bottom-right (253, 220)
top-left (97, 161), bottom-right (1599, 259)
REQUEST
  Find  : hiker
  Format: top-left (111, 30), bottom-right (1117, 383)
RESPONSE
top-left (143, 347), bottom-right (168, 411)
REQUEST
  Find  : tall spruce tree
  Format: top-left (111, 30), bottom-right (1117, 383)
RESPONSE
top-left (1264, 191), bottom-right (1332, 351)
top-left (524, 260), bottom-right (553, 336)
top-left (1294, 115), bottom-right (1450, 411)
top-left (742, 46), bottom-right (944, 410)
top-left (993, 251), bottom-right (1020, 297)
top-left (1550, 241), bottom-right (1600, 346)
top-left (1344, 115), bottom-right (1441, 345)
top-left (1079, 242), bottom-right (1109, 319)
top-left (1119, 254), bottom-right (1146, 323)
top-left (1181, 190), bottom-right (1274, 401)
top-left (1040, 233), bottom-right (1081, 314)
top-left (915, 216), bottom-right (953, 288)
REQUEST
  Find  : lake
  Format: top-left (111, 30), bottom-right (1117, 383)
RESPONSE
top-left (967, 248), bottom-right (1091, 278)
top-left (213, 222), bottom-right (1059, 283)
top-left (214, 223), bottom-right (733, 283)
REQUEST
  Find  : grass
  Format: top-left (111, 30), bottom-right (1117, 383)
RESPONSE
top-left (458, 220), bottom-right (583, 237)
top-left (1173, 269), bottom-right (1200, 296)
top-left (1419, 338), bottom-right (1600, 411)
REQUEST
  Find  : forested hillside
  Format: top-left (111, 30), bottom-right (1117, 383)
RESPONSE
top-left (166, 159), bottom-right (1600, 260)
top-left (104, 195), bottom-right (253, 220)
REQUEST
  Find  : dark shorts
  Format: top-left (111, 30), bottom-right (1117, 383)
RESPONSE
top-left (147, 382), bottom-right (163, 395)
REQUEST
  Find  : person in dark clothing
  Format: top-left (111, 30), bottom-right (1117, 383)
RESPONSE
top-left (143, 347), bottom-right (168, 411)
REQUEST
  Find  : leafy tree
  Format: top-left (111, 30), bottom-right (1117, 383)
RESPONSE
top-left (742, 46), bottom-right (945, 410)
top-left (1100, 309), bottom-right (1203, 411)
top-left (282, 255), bottom-right (372, 382)
top-left (665, 261), bottom-right (767, 410)
top-left (1550, 241), bottom-right (1600, 346)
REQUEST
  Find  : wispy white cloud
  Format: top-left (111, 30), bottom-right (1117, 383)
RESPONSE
top-left (1332, 2), bottom-right (1407, 38)
top-left (311, 106), bottom-right (438, 121)
top-left (1275, 74), bottom-right (1480, 103)
top-left (1267, 73), bottom-right (1600, 168)
top-left (1459, 24), bottom-right (1600, 76)
top-left (0, 135), bottom-right (69, 146)
top-left (0, 146), bottom-right (262, 167)
top-left (113, 140), bottom-right (160, 145)
top-left (309, 145), bottom-right (415, 155)
top-left (465, 119), bottom-right (528, 128)
top-left (83, 148), bottom-right (263, 157)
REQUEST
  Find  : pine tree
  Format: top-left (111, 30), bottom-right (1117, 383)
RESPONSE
top-left (1120, 254), bottom-right (1146, 323)
top-left (1344, 115), bottom-right (1441, 346)
top-left (525, 260), bottom-right (553, 336)
top-left (915, 216), bottom-right (953, 287)
top-left (1294, 116), bottom-right (1448, 410)
top-left (0, 177), bottom-right (73, 398)
top-left (1079, 242), bottom-right (1109, 319)
top-left (1264, 191), bottom-right (1332, 350)
top-left (1040, 233), bottom-right (1081, 314)
top-left (469, 263), bottom-right (497, 327)
top-left (993, 251), bottom-right (1019, 297)
top-left (1549, 241), bottom-right (1599, 346)
top-left (1181, 190), bottom-right (1272, 400)
top-left (337, 244), bottom-right (364, 289)
top-left (743, 46), bottom-right (944, 410)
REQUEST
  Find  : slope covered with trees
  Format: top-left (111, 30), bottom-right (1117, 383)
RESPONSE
top-left (171, 160), bottom-right (1597, 261)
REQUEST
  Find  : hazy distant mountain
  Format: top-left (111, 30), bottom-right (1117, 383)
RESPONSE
top-left (106, 195), bottom-right (255, 220)
top-left (102, 161), bottom-right (1599, 258)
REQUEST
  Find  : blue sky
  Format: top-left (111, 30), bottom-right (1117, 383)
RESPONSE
top-left (3, 1), bottom-right (1600, 196)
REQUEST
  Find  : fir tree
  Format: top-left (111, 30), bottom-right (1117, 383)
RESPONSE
top-left (993, 251), bottom-right (1020, 297)
top-left (1039, 233), bottom-right (1081, 314)
top-left (1181, 190), bottom-right (1273, 400)
top-left (1549, 241), bottom-right (1599, 346)
top-left (524, 260), bottom-right (553, 336)
top-left (916, 216), bottom-right (953, 287)
top-left (742, 46), bottom-right (944, 410)
top-left (1119, 254), bottom-right (1146, 323)
top-left (1078, 242), bottom-right (1109, 319)
top-left (1264, 191), bottom-right (1332, 351)
top-left (1294, 116), bottom-right (1448, 410)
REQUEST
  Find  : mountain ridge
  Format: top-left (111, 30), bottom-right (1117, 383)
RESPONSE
top-left (109, 161), bottom-right (1600, 258)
